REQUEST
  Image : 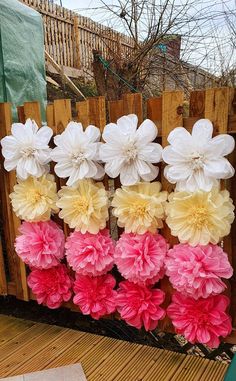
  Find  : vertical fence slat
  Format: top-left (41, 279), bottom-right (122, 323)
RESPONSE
top-left (0, 237), bottom-right (7, 295)
top-left (53, 99), bottom-right (72, 237)
top-left (108, 100), bottom-right (124, 123)
top-left (205, 87), bottom-right (230, 133)
top-left (88, 96), bottom-right (106, 131)
top-left (122, 93), bottom-right (143, 125)
top-left (147, 97), bottom-right (162, 134)
top-left (24, 102), bottom-right (42, 126)
top-left (0, 103), bottom-right (29, 301)
top-left (76, 100), bottom-right (90, 127)
top-left (159, 90), bottom-right (184, 332)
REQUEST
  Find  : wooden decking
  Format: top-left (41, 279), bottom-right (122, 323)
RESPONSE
top-left (0, 314), bottom-right (228, 380)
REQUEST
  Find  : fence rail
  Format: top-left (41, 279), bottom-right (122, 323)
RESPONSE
top-left (0, 87), bottom-right (236, 343)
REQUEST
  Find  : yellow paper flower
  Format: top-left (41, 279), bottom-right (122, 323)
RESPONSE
top-left (112, 182), bottom-right (167, 234)
top-left (10, 174), bottom-right (59, 222)
top-left (166, 188), bottom-right (235, 246)
top-left (57, 179), bottom-right (109, 234)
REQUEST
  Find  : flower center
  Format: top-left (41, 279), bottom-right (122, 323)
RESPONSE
top-left (131, 203), bottom-right (147, 217)
top-left (191, 206), bottom-right (208, 228)
top-left (190, 153), bottom-right (205, 170)
top-left (123, 142), bottom-right (138, 162)
top-left (27, 189), bottom-right (42, 204)
top-left (73, 197), bottom-right (89, 214)
top-left (71, 152), bottom-right (86, 167)
top-left (20, 147), bottom-right (36, 158)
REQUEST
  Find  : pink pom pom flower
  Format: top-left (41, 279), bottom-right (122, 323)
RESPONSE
top-left (116, 280), bottom-right (165, 331)
top-left (73, 274), bottom-right (117, 319)
top-left (27, 264), bottom-right (73, 309)
top-left (167, 292), bottom-right (232, 348)
top-left (65, 229), bottom-right (114, 276)
top-left (165, 244), bottom-right (233, 299)
top-left (115, 232), bottom-right (168, 285)
top-left (15, 221), bottom-right (65, 269)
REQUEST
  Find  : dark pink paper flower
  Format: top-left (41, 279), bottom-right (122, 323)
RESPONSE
top-left (167, 292), bottom-right (232, 348)
top-left (65, 229), bottom-right (114, 276)
top-left (115, 232), bottom-right (168, 285)
top-left (73, 274), bottom-right (117, 319)
top-left (27, 264), bottom-right (73, 309)
top-left (116, 280), bottom-right (165, 331)
top-left (165, 244), bottom-right (233, 299)
top-left (15, 220), bottom-right (65, 269)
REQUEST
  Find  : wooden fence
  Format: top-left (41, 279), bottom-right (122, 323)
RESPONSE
top-left (0, 87), bottom-right (236, 343)
top-left (21, 0), bottom-right (134, 73)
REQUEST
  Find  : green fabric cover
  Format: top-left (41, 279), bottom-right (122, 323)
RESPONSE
top-left (224, 354), bottom-right (236, 381)
top-left (0, 0), bottom-right (46, 121)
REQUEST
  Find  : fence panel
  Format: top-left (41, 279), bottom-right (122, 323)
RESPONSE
top-left (0, 87), bottom-right (236, 342)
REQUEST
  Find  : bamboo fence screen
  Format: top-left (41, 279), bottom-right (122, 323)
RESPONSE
top-left (21, 0), bottom-right (134, 72)
top-left (0, 88), bottom-right (236, 343)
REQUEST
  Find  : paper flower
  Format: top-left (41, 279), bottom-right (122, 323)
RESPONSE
top-left (10, 174), bottom-right (59, 222)
top-left (65, 229), bottom-right (114, 276)
top-left (1, 118), bottom-right (52, 180)
top-left (115, 232), bottom-right (168, 284)
top-left (51, 122), bottom-right (105, 186)
top-left (166, 188), bottom-right (234, 246)
top-left (165, 244), bottom-right (233, 299)
top-left (167, 293), bottom-right (232, 348)
top-left (27, 264), bottom-right (73, 309)
top-left (57, 179), bottom-right (108, 234)
top-left (73, 274), bottom-right (117, 319)
top-left (100, 114), bottom-right (162, 186)
top-left (112, 182), bottom-right (167, 233)
top-left (162, 119), bottom-right (235, 192)
top-left (15, 220), bottom-right (65, 269)
top-left (116, 281), bottom-right (165, 331)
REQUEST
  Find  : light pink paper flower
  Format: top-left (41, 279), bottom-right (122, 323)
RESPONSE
top-left (116, 280), bottom-right (165, 331)
top-left (15, 220), bottom-right (65, 269)
top-left (73, 274), bottom-right (117, 319)
top-left (167, 293), bottom-right (232, 348)
top-left (165, 244), bottom-right (233, 299)
top-left (65, 229), bottom-right (114, 276)
top-left (27, 264), bottom-right (73, 309)
top-left (115, 232), bottom-right (168, 285)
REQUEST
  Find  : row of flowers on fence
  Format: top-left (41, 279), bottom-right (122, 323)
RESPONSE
top-left (1, 114), bottom-right (235, 349)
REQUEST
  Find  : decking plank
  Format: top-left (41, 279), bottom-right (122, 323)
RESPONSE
top-left (5, 329), bottom-right (86, 376)
top-left (0, 326), bottom-right (65, 376)
top-left (0, 315), bottom-right (229, 381)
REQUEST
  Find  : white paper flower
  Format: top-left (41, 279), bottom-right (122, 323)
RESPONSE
top-left (1, 119), bottom-right (53, 180)
top-left (99, 114), bottom-right (162, 186)
top-left (51, 121), bottom-right (105, 186)
top-left (162, 119), bottom-right (235, 192)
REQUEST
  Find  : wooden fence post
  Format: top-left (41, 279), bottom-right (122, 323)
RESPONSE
top-left (0, 103), bottom-right (29, 301)
top-left (73, 16), bottom-right (81, 69)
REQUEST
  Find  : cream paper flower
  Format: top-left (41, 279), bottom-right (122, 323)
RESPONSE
top-left (57, 179), bottom-right (109, 234)
top-left (51, 122), bottom-right (105, 186)
top-left (165, 188), bottom-right (235, 246)
top-left (99, 114), bottom-right (162, 186)
top-left (112, 182), bottom-right (167, 233)
top-left (1, 119), bottom-right (53, 180)
top-left (162, 119), bottom-right (235, 192)
top-left (10, 174), bottom-right (59, 222)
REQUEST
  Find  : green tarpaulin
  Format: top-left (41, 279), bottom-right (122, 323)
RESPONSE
top-left (0, 0), bottom-right (46, 121)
